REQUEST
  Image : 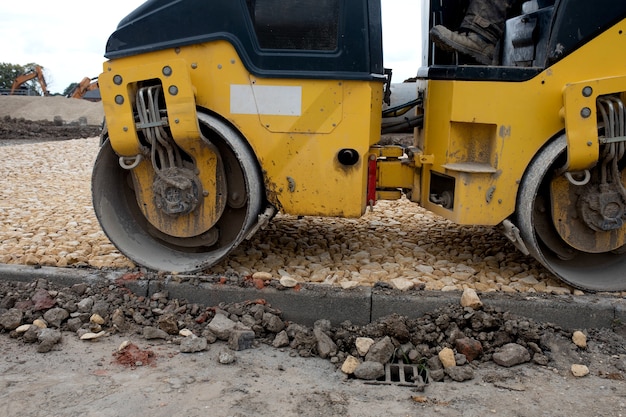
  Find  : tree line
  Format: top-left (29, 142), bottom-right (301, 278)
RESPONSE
top-left (0, 62), bottom-right (78, 96)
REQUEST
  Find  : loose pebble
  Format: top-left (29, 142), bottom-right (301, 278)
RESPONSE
top-left (460, 288), bottom-right (482, 309)
top-left (32, 319), bottom-right (47, 329)
top-left (438, 347), bottom-right (456, 368)
top-left (571, 364), bottom-right (590, 377)
top-left (252, 271), bottom-right (273, 281)
top-left (179, 329), bottom-right (194, 337)
top-left (80, 331), bottom-right (106, 340)
top-left (572, 331), bottom-right (587, 349)
top-left (279, 276), bottom-right (298, 288)
top-left (15, 324), bottom-right (32, 334)
top-left (90, 314), bottom-right (105, 325)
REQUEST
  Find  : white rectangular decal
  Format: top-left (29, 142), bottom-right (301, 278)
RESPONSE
top-left (230, 84), bottom-right (302, 116)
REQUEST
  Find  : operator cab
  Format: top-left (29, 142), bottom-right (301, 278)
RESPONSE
top-left (427, 0), bottom-right (555, 68)
top-left (423, 0), bottom-right (626, 81)
top-left (105, 0), bottom-right (384, 81)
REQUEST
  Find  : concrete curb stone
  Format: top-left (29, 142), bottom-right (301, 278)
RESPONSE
top-left (149, 279), bottom-right (372, 327)
top-left (0, 264), bottom-right (624, 330)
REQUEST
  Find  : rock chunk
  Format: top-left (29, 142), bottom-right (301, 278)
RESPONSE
top-left (314, 327), bottom-right (338, 359)
top-left (143, 326), bottom-right (169, 340)
top-left (272, 330), bottom-right (290, 348)
top-left (571, 364), bottom-right (590, 377)
top-left (23, 325), bottom-right (41, 343)
top-left (365, 336), bottom-right (395, 364)
top-left (438, 347), bottom-right (456, 368)
top-left (460, 288), bottom-right (482, 309)
top-left (180, 336), bottom-right (208, 353)
top-left (390, 278), bottom-right (414, 291)
top-left (445, 365), bottom-right (475, 382)
top-left (158, 314), bottom-right (179, 335)
top-left (572, 331), bottom-right (587, 349)
top-left (111, 309), bottom-right (126, 330)
top-left (77, 297), bottom-right (94, 313)
top-left (252, 271), bottom-right (273, 281)
top-left (43, 307), bottom-right (69, 328)
top-left (90, 314), bottom-right (105, 325)
top-left (31, 289), bottom-right (56, 311)
top-left (217, 348), bottom-right (236, 364)
top-left (493, 343), bottom-right (531, 367)
top-left (356, 337), bottom-right (375, 356)
top-left (32, 319), bottom-right (47, 329)
top-left (0, 308), bottom-right (23, 330)
top-left (455, 337), bottom-right (483, 362)
top-left (341, 355), bottom-right (361, 375)
top-left (354, 361), bottom-right (385, 380)
top-left (263, 312), bottom-right (285, 333)
top-left (228, 329), bottom-right (255, 351)
top-left (207, 314), bottom-right (237, 340)
top-left (37, 328), bottom-right (62, 353)
top-left (279, 276), bottom-right (298, 288)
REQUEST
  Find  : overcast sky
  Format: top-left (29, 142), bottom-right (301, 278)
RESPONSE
top-left (0, 1), bottom-right (421, 94)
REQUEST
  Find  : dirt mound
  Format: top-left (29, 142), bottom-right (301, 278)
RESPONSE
top-left (0, 116), bottom-right (102, 140)
top-left (0, 96), bottom-right (104, 125)
top-left (0, 96), bottom-right (104, 140)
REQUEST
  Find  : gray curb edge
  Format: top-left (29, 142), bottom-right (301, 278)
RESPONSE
top-left (1, 264), bottom-right (624, 330)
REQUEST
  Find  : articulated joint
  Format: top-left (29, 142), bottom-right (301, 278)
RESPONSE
top-left (367, 145), bottom-right (429, 205)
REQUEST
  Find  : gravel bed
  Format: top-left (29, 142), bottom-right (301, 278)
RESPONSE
top-left (0, 138), bottom-right (594, 295)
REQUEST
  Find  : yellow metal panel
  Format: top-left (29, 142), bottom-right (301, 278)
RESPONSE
top-left (562, 76), bottom-right (626, 171)
top-left (185, 42), bottom-right (383, 217)
top-left (421, 18), bottom-right (626, 225)
top-left (100, 58), bottom-right (200, 157)
top-left (377, 190), bottom-right (402, 200)
top-left (376, 159), bottom-right (414, 189)
top-left (242, 77), bottom-right (343, 134)
top-left (421, 77), bottom-right (545, 224)
top-left (100, 54), bottom-right (226, 237)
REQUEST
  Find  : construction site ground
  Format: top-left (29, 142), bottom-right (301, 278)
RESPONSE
top-left (0, 96), bottom-right (625, 417)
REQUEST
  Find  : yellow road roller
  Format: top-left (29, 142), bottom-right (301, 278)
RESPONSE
top-left (93, 0), bottom-right (626, 291)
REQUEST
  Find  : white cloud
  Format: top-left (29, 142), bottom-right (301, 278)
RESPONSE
top-left (382, 0), bottom-right (423, 82)
top-left (0, 0), bottom-right (145, 93)
top-left (0, 0), bottom-right (421, 93)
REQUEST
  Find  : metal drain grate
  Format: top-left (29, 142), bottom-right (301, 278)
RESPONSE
top-left (365, 362), bottom-right (428, 390)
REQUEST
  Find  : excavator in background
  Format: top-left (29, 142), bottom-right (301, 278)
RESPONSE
top-left (67, 77), bottom-right (100, 101)
top-left (10, 65), bottom-right (49, 96)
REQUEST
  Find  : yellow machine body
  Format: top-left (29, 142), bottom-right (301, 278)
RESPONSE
top-left (417, 18), bottom-right (626, 226)
top-left (101, 41), bottom-right (383, 223)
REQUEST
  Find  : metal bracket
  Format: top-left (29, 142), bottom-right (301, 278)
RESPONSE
top-left (502, 219), bottom-right (530, 255)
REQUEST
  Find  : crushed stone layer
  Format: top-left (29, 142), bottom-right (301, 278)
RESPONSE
top-left (0, 138), bottom-right (606, 297)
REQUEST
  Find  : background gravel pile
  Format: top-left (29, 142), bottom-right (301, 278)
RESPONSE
top-left (0, 95), bottom-right (611, 296)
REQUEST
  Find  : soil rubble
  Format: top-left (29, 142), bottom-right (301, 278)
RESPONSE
top-left (1, 276), bottom-right (625, 386)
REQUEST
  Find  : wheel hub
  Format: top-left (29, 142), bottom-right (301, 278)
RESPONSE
top-left (579, 183), bottom-right (626, 232)
top-left (153, 167), bottom-right (202, 216)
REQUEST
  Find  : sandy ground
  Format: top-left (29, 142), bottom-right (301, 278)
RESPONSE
top-left (0, 333), bottom-right (624, 417)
